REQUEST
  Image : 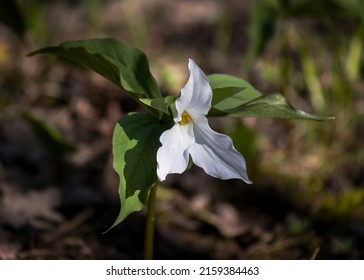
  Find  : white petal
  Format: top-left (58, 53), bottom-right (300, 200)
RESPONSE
top-left (176, 59), bottom-right (212, 120)
top-left (189, 117), bottom-right (252, 183)
top-left (157, 123), bottom-right (195, 181)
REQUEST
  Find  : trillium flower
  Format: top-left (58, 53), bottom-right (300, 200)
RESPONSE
top-left (157, 59), bottom-right (252, 184)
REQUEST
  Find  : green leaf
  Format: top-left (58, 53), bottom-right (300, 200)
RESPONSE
top-left (139, 96), bottom-right (176, 115)
top-left (223, 93), bottom-right (335, 121)
top-left (28, 38), bottom-right (161, 99)
top-left (209, 74), bottom-right (262, 106)
top-left (207, 74), bottom-right (333, 120)
top-left (110, 112), bottom-right (168, 229)
top-left (208, 74), bottom-right (262, 116)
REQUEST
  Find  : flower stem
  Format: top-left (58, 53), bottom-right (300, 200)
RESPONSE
top-left (144, 183), bottom-right (158, 260)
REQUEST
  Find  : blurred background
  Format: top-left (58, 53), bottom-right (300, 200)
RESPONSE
top-left (0, 0), bottom-right (363, 259)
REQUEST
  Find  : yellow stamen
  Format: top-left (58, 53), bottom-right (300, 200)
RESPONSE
top-left (178, 111), bottom-right (192, 125)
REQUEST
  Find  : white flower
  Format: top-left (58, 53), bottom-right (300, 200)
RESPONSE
top-left (157, 59), bottom-right (252, 184)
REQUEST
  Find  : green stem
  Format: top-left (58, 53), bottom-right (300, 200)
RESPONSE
top-left (144, 183), bottom-right (158, 260)
top-left (345, 26), bottom-right (363, 82)
top-left (285, 25), bottom-right (325, 112)
top-left (298, 35), bottom-right (325, 113)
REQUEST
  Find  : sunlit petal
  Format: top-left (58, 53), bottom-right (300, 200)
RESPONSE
top-left (157, 123), bottom-right (195, 181)
top-left (189, 116), bottom-right (252, 183)
top-left (176, 59), bottom-right (212, 120)
top-left (157, 59), bottom-right (252, 183)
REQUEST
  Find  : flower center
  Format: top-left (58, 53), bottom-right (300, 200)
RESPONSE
top-left (178, 111), bottom-right (192, 125)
